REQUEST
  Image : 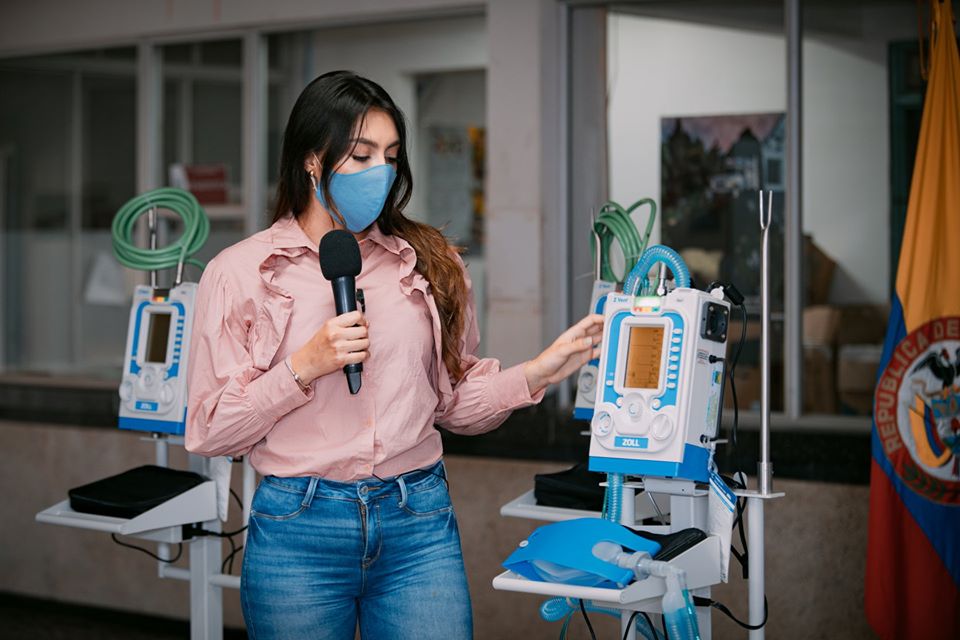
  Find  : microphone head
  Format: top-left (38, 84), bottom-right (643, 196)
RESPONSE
top-left (319, 229), bottom-right (362, 280)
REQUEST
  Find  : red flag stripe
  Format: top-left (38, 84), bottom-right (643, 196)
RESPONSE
top-left (865, 459), bottom-right (960, 639)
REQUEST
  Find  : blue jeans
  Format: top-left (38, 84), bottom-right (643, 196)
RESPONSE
top-left (240, 460), bottom-right (472, 639)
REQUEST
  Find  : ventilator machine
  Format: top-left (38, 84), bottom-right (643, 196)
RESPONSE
top-left (495, 194), bottom-right (783, 640)
top-left (119, 283), bottom-right (197, 435)
top-left (37, 188), bottom-right (250, 640)
top-left (588, 283), bottom-right (729, 483)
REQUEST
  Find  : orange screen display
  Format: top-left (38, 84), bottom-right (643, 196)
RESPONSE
top-left (624, 326), bottom-right (664, 389)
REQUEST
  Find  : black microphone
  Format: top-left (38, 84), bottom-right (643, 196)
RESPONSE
top-left (319, 230), bottom-right (363, 395)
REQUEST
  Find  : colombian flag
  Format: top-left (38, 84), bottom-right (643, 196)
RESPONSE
top-left (865, 1), bottom-right (960, 637)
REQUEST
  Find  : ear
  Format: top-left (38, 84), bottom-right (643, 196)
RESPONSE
top-left (303, 153), bottom-right (322, 176)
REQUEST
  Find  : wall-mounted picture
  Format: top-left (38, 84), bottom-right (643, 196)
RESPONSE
top-left (660, 112), bottom-right (785, 307)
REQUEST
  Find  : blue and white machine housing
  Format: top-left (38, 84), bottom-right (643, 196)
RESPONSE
top-left (588, 247), bottom-right (730, 483)
top-left (118, 283), bottom-right (197, 435)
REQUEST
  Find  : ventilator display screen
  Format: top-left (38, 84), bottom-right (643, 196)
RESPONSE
top-left (624, 326), bottom-right (664, 389)
top-left (145, 312), bottom-right (171, 363)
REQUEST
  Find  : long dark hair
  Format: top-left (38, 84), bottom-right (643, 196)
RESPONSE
top-left (272, 70), bottom-right (468, 380)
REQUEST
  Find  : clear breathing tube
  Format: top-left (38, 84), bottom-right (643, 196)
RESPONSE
top-left (538, 552), bottom-right (701, 640)
top-left (540, 596), bottom-right (662, 640)
top-left (623, 244), bottom-right (691, 295)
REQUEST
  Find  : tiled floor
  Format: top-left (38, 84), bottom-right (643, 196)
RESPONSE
top-left (0, 592), bottom-right (248, 640)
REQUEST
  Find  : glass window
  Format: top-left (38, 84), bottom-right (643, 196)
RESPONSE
top-left (416, 70), bottom-right (488, 352)
top-left (162, 39), bottom-right (244, 211)
top-left (0, 40), bottom-right (251, 380)
top-left (800, 1), bottom-right (916, 416)
top-left (0, 48), bottom-right (136, 377)
top-left (607, 8), bottom-right (786, 412)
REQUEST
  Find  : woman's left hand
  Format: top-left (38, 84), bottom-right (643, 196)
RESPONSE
top-left (523, 314), bottom-right (604, 396)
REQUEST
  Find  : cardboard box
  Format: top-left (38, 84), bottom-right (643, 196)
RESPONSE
top-left (836, 305), bottom-right (888, 346)
top-left (837, 344), bottom-right (884, 393)
top-left (803, 345), bottom-right (836, 413)
top-left (803, 306), bottom-right (840, 347)
top-left (724, 365), bottom-right (761, 412)
top-left (839, 391), bottom-right (874, 416)
top-left (804, 236), bottom-right (837, 305)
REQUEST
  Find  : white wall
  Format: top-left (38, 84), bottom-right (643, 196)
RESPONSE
top-left (308, 15), bottom-right (487, 222)
top-left (607, 10), bottom-right (910, 305)
top-left (0, 0), bottom-right (481, 57)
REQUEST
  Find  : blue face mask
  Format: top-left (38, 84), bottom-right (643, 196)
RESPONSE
top-left (316, 164), bottom-right (397, 233)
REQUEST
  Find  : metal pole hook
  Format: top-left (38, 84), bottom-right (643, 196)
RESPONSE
top-left (590, 207), bottom-right (602, 281)
top-left (759, 190), bottom-right (773, 231)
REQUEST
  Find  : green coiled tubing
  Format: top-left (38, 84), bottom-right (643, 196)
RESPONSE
top-left (591, 198), bottom-right (657, 284)
top-left (111, 187), bottom-right (210, 273)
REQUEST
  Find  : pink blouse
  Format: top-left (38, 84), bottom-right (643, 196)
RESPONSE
top-left (184, 215), bottom-right (543, 480)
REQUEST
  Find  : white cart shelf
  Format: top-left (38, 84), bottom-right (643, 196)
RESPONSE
top-left (36, 480), bottom-right (218, 543)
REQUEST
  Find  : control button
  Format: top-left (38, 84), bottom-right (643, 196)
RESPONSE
top-left (667, 373), bottom-right (678, 380)
top-left (160, 384), bottom-right (174, 405)
top-left (651, 399), bottom-right (661, 410)
top-left (670, 347), bottom-right (681, 355)
top-left (119, 381), bottom-right (133, 402)
top-left (140, 370), bottom-right (156, 389)
top-left (668, 365), bottom-right (679, 372)
top-left (623, 394), bottom-right (645, 420)
top-left (673, 328), bottom-right (682, 335)
top-left (652, 414), bottom-right (674, 441)
top-left (593, 412), bottom-right (613, 437)
top-left (667, 382), bottom-right (677, 389)
top-left (672, 337), bottom-right (682, 344)
top-left (615, 397), bottom-right (623, 407)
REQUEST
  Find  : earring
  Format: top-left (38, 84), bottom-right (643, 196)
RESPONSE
top-left (308, 172), bottom-right (318, 190)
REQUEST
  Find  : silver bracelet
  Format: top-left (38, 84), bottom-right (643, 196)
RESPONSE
top-left (284, 356), bottom-right (311, 393)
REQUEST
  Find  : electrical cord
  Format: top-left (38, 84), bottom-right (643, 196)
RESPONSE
top-left (111, 187), bottom-right (210, 278)
top-left (707, 281), bottom-right (747, 447)
top-left (693, 595), bottom-right (768, 631)
top-left (718, 473), bottom-right (750, 579)
top-left (639, 611), bottom-right (657, 640)
top-left (579, 599), bottom-right (598, 640)
top-left (623, 611), bottom-right (639, 640)
top-left (110, 485), bottom-right (244, 571)
top-left (592, 199), bottom-right (657, 283)
top-left (229, 487), bottom-right (243, 512)
top-left (729, 303), bottom-right (747, 447)
top-left (222, 546), bottom-right (240, 574)
top-left (111, 534), bottom-right (183, 563)
top-left (621, 610), bottom-right (660, 640)
top-left (188, 521), bottom-right (249, 575)
top-left (702, 282), bottom-right (767, 626)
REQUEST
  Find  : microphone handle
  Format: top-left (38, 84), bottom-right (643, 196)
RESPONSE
top-left (332, 275), bottom-right (358, 314)
top-left (332, 275), bottom-right (362, 394)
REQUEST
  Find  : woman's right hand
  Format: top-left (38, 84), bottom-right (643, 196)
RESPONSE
top-left (289, 310), bottom-right (369, 385)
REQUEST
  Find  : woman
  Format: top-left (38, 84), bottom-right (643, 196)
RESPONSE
top-left (185, 70), bottom-right (602, 640)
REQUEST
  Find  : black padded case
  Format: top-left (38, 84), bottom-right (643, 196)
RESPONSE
top-left (68, 465), bottom-right (206, 519)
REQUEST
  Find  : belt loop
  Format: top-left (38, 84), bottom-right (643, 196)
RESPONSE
top-left (301, 477), bottom-right (320, 509)
top-left (397, 475), bottom-right (408, 509)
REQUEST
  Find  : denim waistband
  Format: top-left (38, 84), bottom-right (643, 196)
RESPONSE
top-left (262, 459), bottom-right (446, 503)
